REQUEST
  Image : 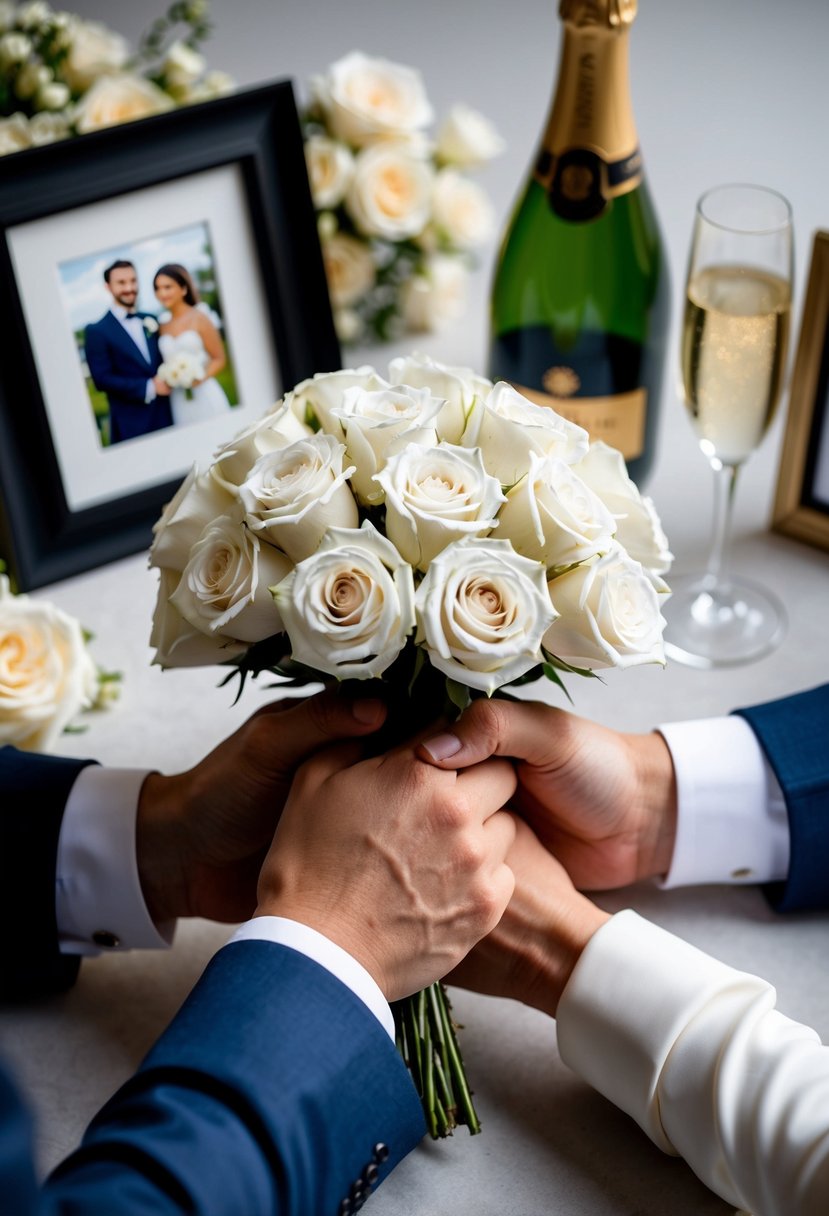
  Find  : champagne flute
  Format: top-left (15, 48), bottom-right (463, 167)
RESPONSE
top-left (662, 183), bottom-right (793, 667)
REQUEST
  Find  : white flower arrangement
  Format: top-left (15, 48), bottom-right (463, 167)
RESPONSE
top-left (0, 1), bottom-right (233, 152)
top-left (157, 347), bottom-right (208, 398)
top-left (0, 574), bottom-right (120, 751)
top-left (303, 52), bottom-right (504, 345)
top-left (148, 353), bottom-right (672, 1135)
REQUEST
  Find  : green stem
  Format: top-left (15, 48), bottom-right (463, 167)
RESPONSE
top-left (439, 986), bottom-right (481, 1135)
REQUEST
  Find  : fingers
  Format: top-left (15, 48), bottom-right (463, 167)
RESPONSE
top-left (455, 756), bottom-right (517, 821)
top-left (418, 698), bottom-right (572, 772)
top-left (248, 689), bottom-right (387, 769)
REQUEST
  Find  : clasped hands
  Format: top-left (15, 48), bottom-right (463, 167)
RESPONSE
top-left (137, 692), bottom-right (678, 1013)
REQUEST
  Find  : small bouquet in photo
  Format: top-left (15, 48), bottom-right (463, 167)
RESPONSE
top-left (0, 0), bottom-right (233, 155)
top-left (157, 346), bottom-right (208, 400)
top-left (0, 573), bottom-right (120, 751)
top-left (302, 52), bottom-right (503, 345)
top-left (148, 353), bottom-right (673, 1138)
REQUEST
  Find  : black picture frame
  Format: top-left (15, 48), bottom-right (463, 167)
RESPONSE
top-left (0, 81), bottom-right (341, 591)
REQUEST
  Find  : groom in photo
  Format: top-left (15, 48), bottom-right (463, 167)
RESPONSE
top-left (85, 260), bottom-right (173, 445)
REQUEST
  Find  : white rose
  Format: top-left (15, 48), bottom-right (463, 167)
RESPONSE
top-left (575, 441), bottom-right (674, 578)
top-left (346, 142), bottom-right (433, 240)
top-left (28, 109), bottom-right (69, 144)
top-left (0, 113), bottom-right (31, 155)
top-left (334, 307), bottom-right (363, 344)
top-left (272, 520), bottom-right (416, 680)
top-left (62, 20), bottom-right (128, 92)
top-left (151, 567), bottom-right (246, 669)
top-left (162, 40), bottom-right (206, 92)
top-left (16, 3), bottom-right (52, 29)
top-left (73, 73), bottom-right (174, 134)
top-left (36, 80), bottom-right (70, 111)
top-left (14, 62), bottom-right (50, 100)
top-left (321, 231), bottom-right (375, 308)
top-left (544, 543), bottom-right (666, 670)
top-left (415, 537), bottom-right (557, 695)
top-left (0, 33), bottom-right (32, 67)
top-left (463, 381), bottom-right (589, 487)
top-left (436, 103), bottom-right (505, 169)
top-left (149, 464), bottom-right (236, 573)
top-left (0, 575), bottom-right (97, 752)
top-left (239, 433), bottom-right (359, 563)
top-left (400, 254), bottom-right (468, 333)
top-left (170, 510), bottom-right (292, 645)
top-left (496, 451), bottom-right (616, 571)
top-left (210, 401), bottom-right (311, 495)
top-left (333, 383), bottom-right (443, 505)
top-left (182, 68), bottom-right (235, 103)
top-left (388, 351), bottom-right (491, 444)
top-left (432, 169), bottom-right (495, 249)
top-left (305, 134), bottom-right (354, 209)
top-left (286, 366), bottom-right (388, 435)
top-left (317, 50), bottom-right (433, 147)
top-left (375, 441), bottom-right (505, 571)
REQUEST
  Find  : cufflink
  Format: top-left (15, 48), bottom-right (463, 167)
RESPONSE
top-left (92, 930), bottom-right (121, 948)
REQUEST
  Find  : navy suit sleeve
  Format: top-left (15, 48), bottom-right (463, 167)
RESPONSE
top-left (85, 323), bottom-right (151, 405)
top-left (734, 682), bottom-right (829, 912)
top-left (0, 747), bottom-right (96, 998)
top-left (43, 940), bottom-right (425, 1215)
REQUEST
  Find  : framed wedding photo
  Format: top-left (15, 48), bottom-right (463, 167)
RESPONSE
top-left (0, 81), bottom-right (340, 590)
top-left (772, 229), bottom-right (829, 552)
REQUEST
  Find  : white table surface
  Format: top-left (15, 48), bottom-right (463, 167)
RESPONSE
top-left (3, 0), bottom-right (829, 1211)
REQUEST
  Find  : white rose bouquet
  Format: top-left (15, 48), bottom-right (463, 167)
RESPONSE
top-left (0, 1), bottom-right (233, 154)
top-left (157, 347), bottom-right (208, 400)
top-left (303, 52), bottom-right (503, 345)
top-left (0, 574), bottom-right (120, 751)
top-left (148, 354), bottom-right (672, 1137)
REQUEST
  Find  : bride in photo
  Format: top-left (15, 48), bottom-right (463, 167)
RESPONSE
top-left (153, 263), bottom-right (232, 427)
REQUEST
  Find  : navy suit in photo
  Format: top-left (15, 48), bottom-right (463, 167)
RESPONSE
top-left (84, 311), bottom-right (172, 445)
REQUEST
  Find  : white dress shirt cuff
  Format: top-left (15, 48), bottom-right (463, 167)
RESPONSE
top-left (229, 917), bottom-right (395, 1041)
top-left (56, 766), bottom-right (175, 955)
top-left (657, 716), bottom-right (790, 887)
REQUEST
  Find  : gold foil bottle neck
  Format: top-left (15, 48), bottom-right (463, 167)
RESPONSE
top-left (559, 0), bottom-right (637, 29)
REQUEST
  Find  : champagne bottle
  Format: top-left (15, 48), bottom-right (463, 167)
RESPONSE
top-left (488, 0), bottom-right (669, 486)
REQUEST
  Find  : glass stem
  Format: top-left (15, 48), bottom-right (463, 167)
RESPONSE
top-left (704, 461), bottom-right (739, 587)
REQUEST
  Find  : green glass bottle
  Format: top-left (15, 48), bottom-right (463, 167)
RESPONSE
top-left (488, 0), bottom-right (669, 486)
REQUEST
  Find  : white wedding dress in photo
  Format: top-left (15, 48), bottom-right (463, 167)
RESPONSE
top-left (159, 329), bottom-right (231, 427)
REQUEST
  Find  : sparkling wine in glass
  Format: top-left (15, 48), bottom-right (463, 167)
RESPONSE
top-left (663, 184), bottom-right (793, 667)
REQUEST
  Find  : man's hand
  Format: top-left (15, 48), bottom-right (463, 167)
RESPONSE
top-left (448, 819), bottom-right (610, 1017)
top-left (255, 740), bottom-right (518, 1002)
top-left (418, 699), bottom-right (678, 890)
top-left (136, 691), bottom-right (387, 925)
top-left (152, 375), bottom-right (171, 396)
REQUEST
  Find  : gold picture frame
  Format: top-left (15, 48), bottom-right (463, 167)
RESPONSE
top-left (772, 229), bottom-right (829, 551)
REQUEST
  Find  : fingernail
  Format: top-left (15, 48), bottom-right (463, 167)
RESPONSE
top-left (421, 732), bottom-right (462, 761)
top-left (351, 698), bottom-right (386, 725)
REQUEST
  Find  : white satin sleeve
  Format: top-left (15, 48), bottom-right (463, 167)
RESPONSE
top-left (556, 910), bottom-right (829, 1216)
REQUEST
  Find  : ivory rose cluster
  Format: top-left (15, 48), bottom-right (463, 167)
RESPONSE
top-left (303, 51), bottom-right (501, 344)
top-left (149, 353), bottom-right (671, 696)
top-left (0, 4), bottom-right (234, 153)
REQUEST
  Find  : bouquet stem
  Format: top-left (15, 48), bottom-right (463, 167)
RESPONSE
top-left (392, 982), bottom-right (480, 1137)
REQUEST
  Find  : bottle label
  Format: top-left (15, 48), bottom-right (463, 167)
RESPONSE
top-left (535, 145), bottom-right (642, 221)
top-left (511, 380), bottom-right (647, 458)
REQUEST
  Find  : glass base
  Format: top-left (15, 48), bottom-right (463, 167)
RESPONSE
top-left (662, 573), bottom-right (787, 669)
